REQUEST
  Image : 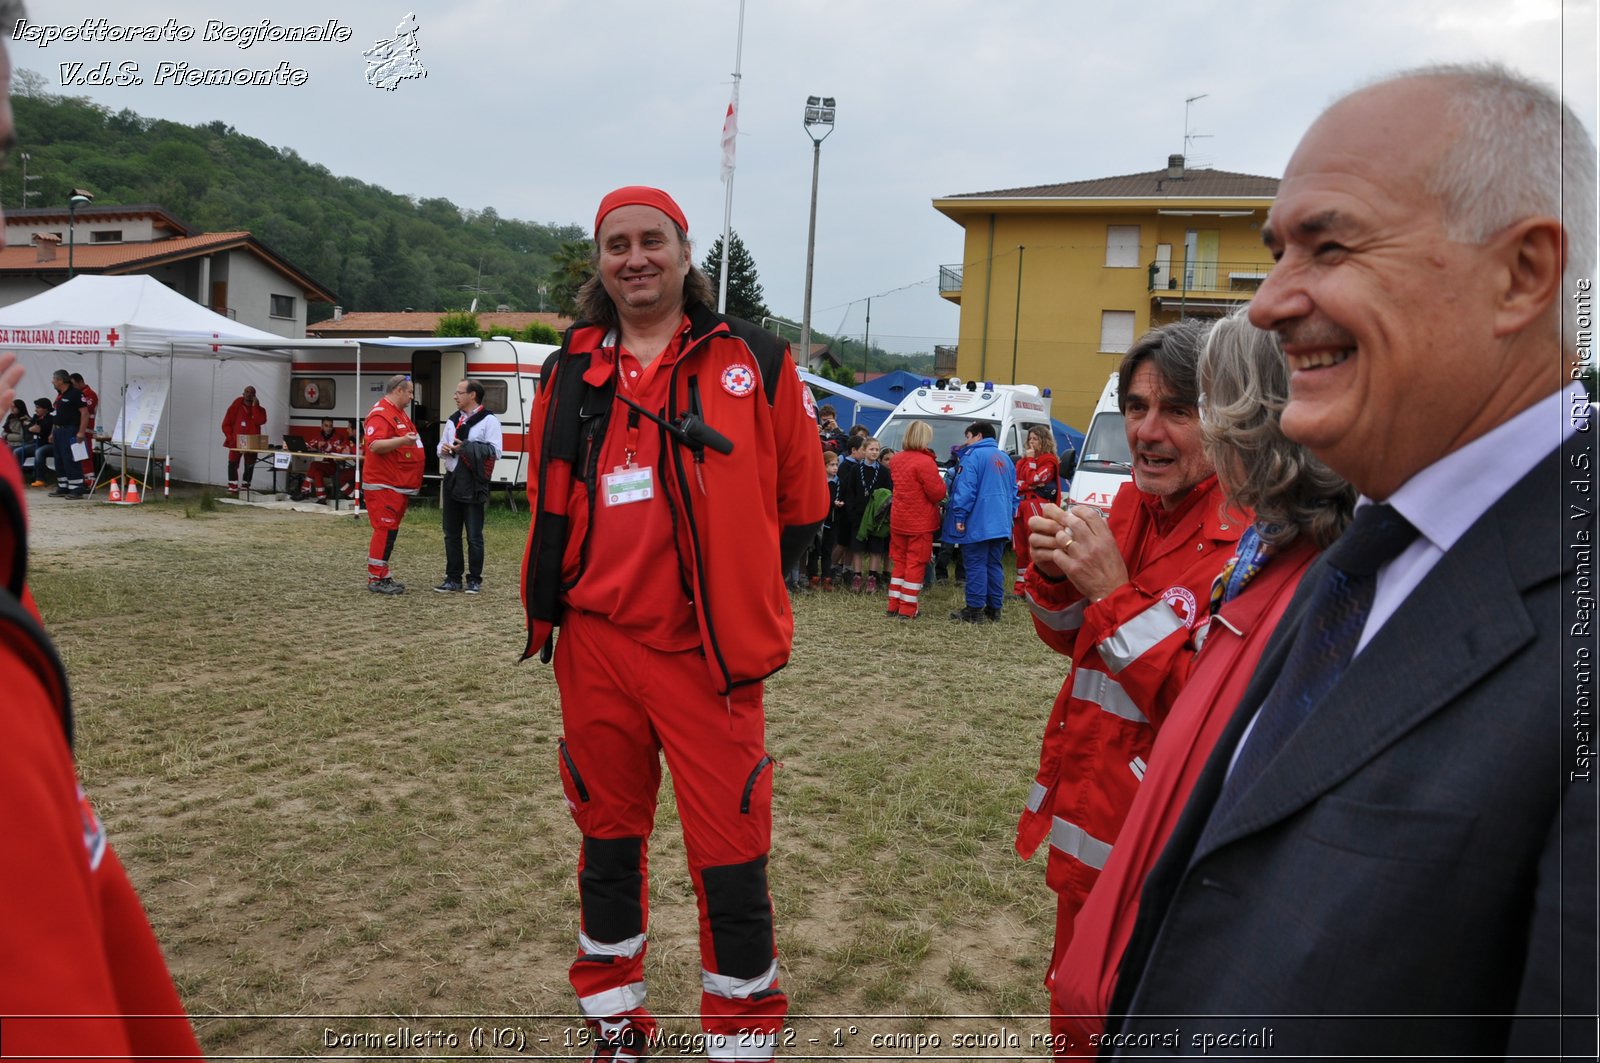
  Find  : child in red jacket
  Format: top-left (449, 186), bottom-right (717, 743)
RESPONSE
top-left (885, 421), bottom-right (947, 618)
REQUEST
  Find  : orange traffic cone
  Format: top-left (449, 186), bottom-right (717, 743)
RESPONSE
top-left (125, 480), bottom-right (141, 504)
top-left (108, 478), bottom-right (122, 502)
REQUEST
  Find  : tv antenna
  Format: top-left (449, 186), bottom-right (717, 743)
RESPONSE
top-left (1183, 93), bottom-right (1213, 162)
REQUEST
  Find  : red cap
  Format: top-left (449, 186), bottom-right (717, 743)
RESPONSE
top-left (594, 186), bottom-right (689, 238)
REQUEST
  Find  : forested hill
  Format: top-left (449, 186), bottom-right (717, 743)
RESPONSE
top-left (9, 74), bottom-right (585, 320)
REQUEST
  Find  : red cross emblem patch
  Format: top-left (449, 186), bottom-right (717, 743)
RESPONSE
top-left (721, 363), bottom-right (756, 398)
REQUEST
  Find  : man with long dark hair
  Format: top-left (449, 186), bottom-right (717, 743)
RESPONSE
top-left (521, 187), bottom-right (825, 1061)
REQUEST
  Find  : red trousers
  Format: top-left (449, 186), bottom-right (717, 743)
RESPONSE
top-left (1012, 497), bottom-right (1051, 585)
top-left (552, 608), bottom-right (786, 1060)
top-left (365, 490), bottom-right (409, 579)
top-left (887, 530), bottom-right (933, 616)
top-left (308, 460), bottom-right (353, 497)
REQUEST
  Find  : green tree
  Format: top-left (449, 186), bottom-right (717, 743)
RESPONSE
top-left (546, 239), bottom-right (594, 318)
top-left (700, 231), bottom-right (770, 323)
top-left (435, 311), bottom-right (479, 338)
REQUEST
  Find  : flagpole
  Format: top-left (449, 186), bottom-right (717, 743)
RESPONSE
top-left (717, 0), bottom-right (746, 315)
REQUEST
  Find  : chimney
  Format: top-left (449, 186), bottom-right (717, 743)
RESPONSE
top-left (1167, 154), bottom-right (1185, 180)
top-left (31, 232), bottom-right (60, 262)
top-left (333, 305), bottom-right (343, 320)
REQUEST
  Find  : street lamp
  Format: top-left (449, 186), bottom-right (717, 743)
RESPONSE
top-left (67, 188), bottom-right (94, 279)
top-left (798, 95), bottom-right (836, 373)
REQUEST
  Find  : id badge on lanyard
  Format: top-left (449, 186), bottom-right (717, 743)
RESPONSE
top-left (603, 413), bottom-right (653, 506)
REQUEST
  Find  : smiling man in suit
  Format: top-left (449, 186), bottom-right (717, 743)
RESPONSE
top-left (1104, 64), bottom-right (1596, 1058)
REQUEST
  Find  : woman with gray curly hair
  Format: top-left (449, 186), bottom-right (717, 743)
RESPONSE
top-left (1046, 304), bottom-right (1355, 1056)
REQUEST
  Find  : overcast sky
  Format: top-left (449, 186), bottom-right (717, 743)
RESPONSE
top-left (14, 0), bottom-right (1598, 353)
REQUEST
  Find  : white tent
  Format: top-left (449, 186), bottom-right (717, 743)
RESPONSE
top-left (0, 276), bottom-right (354, 487)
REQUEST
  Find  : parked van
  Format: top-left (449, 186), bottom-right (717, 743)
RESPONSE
top-left (1067, 372), bottom-right (1134, 513)
top-left (875, 380), bottom-right (1053, 467)
top-left (290, 336), bottom-right (557, 486)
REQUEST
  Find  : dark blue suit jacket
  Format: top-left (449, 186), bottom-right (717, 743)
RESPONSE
top-left (1106, 433), bottom-right (1597, 1058)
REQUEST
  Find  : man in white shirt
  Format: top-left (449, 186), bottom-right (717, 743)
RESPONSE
top-left (1107, 63), bottom-right (1596, 1057)
top-left (434, 378), bottom-right (503, 595)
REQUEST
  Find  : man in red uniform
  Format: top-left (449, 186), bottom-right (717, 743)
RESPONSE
top-left (304, 416), bottom-right (356, 503)
top-left (0, 370), bottom-right (204, 1060)
top-left (1, 23), bottom-right (199, 1054)
top-left (361, 375), bottom-right (424, 594)
top-left (70, 372), bottom-right (98, 481)
top-left (220, 384), bottom-right (267, 494)
top-left (521, 186), bottom-right (826, 1061)
top-left (1016, 319), bottom-right (1243, 990)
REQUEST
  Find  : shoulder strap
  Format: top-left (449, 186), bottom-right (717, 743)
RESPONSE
top-left (522, 327), bottom-right (616, 660)
top-left (690, 304), bottom-right (786, 407)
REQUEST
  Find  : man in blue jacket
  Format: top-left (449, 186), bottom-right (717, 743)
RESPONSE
top-left (944, 422), bottom-right (1016, 622)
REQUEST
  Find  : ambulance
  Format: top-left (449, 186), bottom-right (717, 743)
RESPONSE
top-left (289, 335), bottom-right (558, 486)
top-left (874, 380), bottom-right (1054, 467)
top-left (1066, 372), bottom-right (1134, 513)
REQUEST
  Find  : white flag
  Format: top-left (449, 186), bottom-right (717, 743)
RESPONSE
top-left (720, 84), bottom-right (739, 183)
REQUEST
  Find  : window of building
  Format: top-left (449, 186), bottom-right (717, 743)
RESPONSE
top-left (1099, 310), bottom-right (1136, 354)
top-left (89, 230), bottom-right (124, 243)
top-left (291, 377), bottom-right (336, 410)
top-left (1105, 225), bottom-right (1141, 268)
top-left (270, 294), bottom-right (296, 319)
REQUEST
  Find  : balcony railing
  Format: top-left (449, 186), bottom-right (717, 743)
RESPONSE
top-left (1147, 257), bottom-right (1272, 297)
top-left (934, 344), bottom-right (958, 373)
top-left (939, 263), bottom-right (963, 295)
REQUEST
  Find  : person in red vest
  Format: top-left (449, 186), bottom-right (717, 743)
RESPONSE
top-left (220, 385), bottom-right (267, 494)
top-left (360, 375), bottom-right (424, 593)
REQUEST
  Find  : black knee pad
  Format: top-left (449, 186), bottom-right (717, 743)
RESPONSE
top-left (701, 855), bottom-right (775, 978)
top-left (579, 835), bottom-right (644, 944)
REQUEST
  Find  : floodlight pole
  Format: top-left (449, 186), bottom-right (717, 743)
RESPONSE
top-left (67, 190), bottom-right (94, 278)
top-left (799, 95), bottom-right (835, 374)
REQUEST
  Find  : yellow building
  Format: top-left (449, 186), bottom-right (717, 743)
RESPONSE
top-left (932, 155), bottom-right (1277, 430)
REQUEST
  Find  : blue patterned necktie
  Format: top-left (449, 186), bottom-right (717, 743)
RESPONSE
top-left (1212, 503), bottom-right (1420, 819)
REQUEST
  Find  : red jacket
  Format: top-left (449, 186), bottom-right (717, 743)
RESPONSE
top-left (0, 448), bottom-right (203, 1061)
top-left (309, 427), bottom-right (354, 455)
top-left (1050, 536), bottom-right (1319, 1053)
top-left (887, 447), bottom-right (946, 534)
top-left (1016, 453), bottom-right (1060, 501)
top-left (220, 396), bottom-right (266, 448)
top-left (522, 306), bottom-right (827, 693)
top-left (361, 397), bottom-right (425, 493)
top-left (1017, 477), bottom-right (1243, 935)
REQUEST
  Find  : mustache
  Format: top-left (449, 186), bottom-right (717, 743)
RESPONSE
top-left (1279, 321), bottom-right (1357, 348)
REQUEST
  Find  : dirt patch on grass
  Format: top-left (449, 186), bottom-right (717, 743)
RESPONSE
top-left (26, 492), bottom-right (1063, 1059)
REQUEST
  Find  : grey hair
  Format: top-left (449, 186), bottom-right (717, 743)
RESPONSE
top-left (575, 221), bottom-right (716, 329)
top-left (1199, 305), bottom-right (1354, 549)
top-left (382, 373), bottom-right (411, 396)
top-left (1117, 318), bottom-right (1211, 414)
top-left (1372, 63), bottom-right (1595, 332)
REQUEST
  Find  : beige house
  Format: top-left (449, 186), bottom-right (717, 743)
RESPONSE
top-left (0, 204), bottom-right (333, 338)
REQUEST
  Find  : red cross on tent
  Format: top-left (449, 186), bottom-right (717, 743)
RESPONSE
top-left (211, 332), bottom-right (220, 352)
top-left (106, 328), bottom-right (119, 347)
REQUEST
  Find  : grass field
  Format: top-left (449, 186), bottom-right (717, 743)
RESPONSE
top-left (28, 491), bottom-right (1068, 1060)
